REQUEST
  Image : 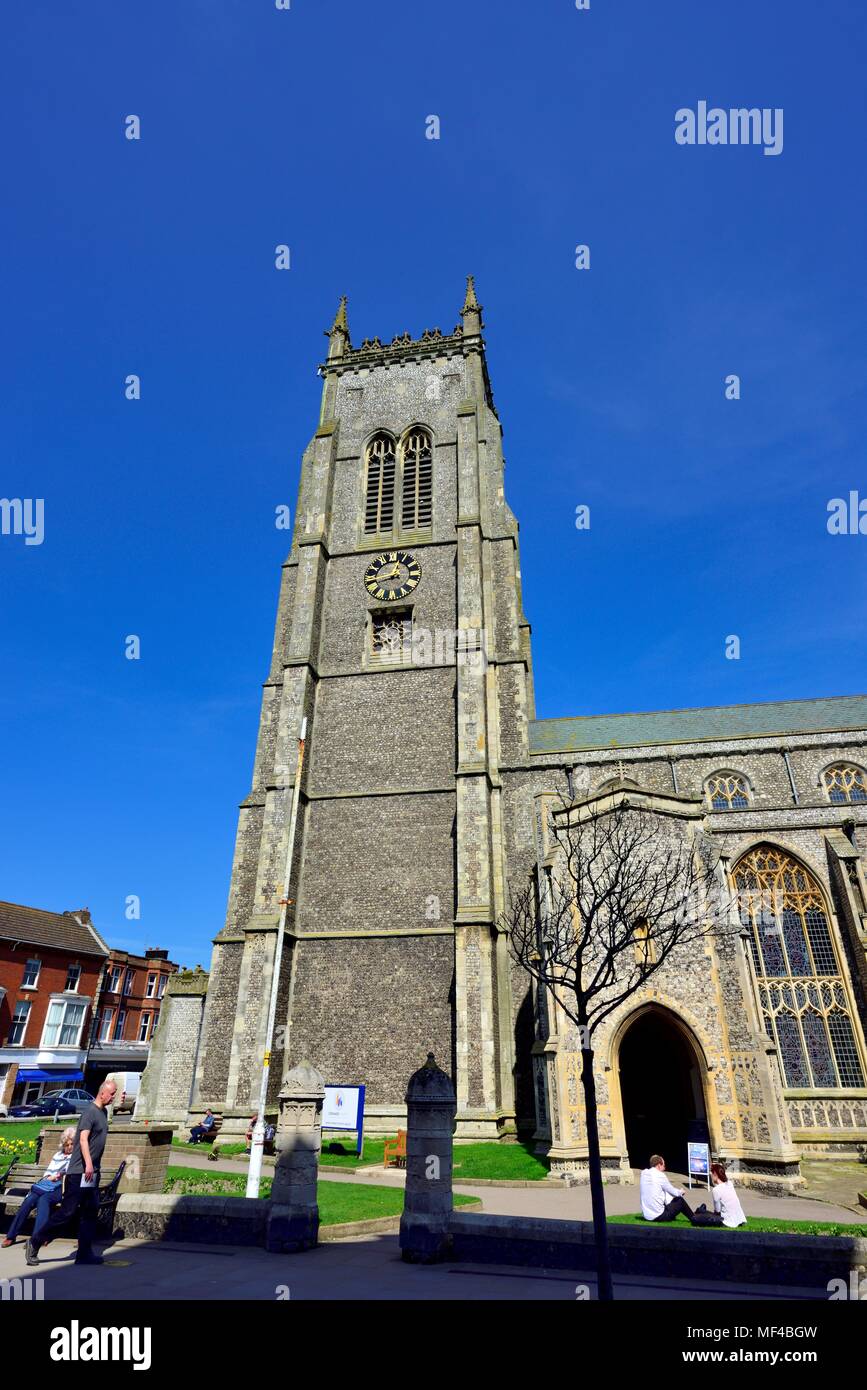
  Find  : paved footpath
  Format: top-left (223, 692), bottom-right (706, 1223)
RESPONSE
top-left (0, 1233), bottom-right (829, 1302)
top-left (171, 1148), bottom-right (864, 1225)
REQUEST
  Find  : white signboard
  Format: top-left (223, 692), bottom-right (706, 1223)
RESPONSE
top-left (322, 1084), bottom-right (365, 1135)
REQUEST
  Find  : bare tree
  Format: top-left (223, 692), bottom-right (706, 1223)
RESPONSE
top-left (503, 789), bottom-right (737, 1301)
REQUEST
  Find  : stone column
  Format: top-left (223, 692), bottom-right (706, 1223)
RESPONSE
top-left (265, 1060), bottom-right (325, 1253)
top-left (399, 1053), bottom-right (457, 1263)
top-left (136, 968), bottom-right (209, 1123)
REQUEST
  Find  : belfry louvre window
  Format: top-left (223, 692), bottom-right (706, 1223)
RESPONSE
top-left (734, 846), bottom-right (865, 1089)
top-left (370, 609), bottom-right (412, 662)
top-left (707, 773), bottom-right (749, 810)
top-left (822, 764), bottom-right (867, 804)
top-left (363, 433), bottom-right (396, 534)
top-left (400, 428), bottom-right (433, 531)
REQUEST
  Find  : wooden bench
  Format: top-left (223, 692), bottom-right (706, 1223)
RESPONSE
top-left (383, 1130), bottom-right (407, 1169)
top-left (0, 1159), bottom-right (127, 1240)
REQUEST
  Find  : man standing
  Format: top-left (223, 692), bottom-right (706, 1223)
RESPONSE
top-left (26, 1078), bottom-right (117, 1267)
top-left (639, 1153), bottom-right (696, 1223)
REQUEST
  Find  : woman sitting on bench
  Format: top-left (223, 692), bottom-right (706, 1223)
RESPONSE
top-left (2, 1127), bottom-right (76, 1247)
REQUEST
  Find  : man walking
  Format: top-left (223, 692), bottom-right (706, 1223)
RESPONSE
top-left (26, 1078), bottom-right (117, 1267)
top-left (639, 1153), bottom-right (696, 1223)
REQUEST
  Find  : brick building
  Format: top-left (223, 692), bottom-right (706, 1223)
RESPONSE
top-left (85, 947), bottom-right (178, 1093)
top-left (0, 901), bottom-right (109, 1107)
top-left (139, 283), bottom-right (867, 1186)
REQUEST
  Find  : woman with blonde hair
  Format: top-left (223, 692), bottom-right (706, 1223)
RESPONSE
top-left (2, 1125), bottom-right (76, 1247)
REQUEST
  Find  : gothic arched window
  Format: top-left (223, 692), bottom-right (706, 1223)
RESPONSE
top-left (706, 772), bottom-right (750, 810)
top-left (822, 764), bottom-right (867, 805)
top-left (400, 428), bottom-right (433, 531)
top-left (734, 846), bottom-right (865, 1089)
top-left (363, 433), bottom-right (396, 535)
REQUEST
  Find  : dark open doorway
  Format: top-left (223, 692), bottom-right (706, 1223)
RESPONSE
top-left (618, 1009), bottom-right (708, 1171)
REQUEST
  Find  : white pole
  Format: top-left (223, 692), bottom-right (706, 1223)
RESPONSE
top-left (245, 716), bottom-right (308, 1199)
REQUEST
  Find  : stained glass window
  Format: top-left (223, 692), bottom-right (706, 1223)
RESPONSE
top-left (734, 846), bottom-right (866, 1090)
top-left (707, 773), bottom-right (750, 809)
top-left (822, 764), bottom-right (867, 804)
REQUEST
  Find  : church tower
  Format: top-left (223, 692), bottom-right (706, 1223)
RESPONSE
top-left (190, 280), bottom-right (536, 1137)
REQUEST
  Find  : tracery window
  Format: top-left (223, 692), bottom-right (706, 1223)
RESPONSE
top-left (707, 772), bottom-right (750, 810)
top-left (370, 609), bottom-right (412, 663)
top-left (822, 764), bottom-right (867, 805)
top-left (734, 846), bottom-right (865, 1089)
top-left (363, 433), bottom-right (396, 534)
top-left (400, 428), bottom-right (433, 531)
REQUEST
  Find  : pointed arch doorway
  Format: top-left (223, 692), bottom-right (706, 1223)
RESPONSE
top-left (617, 1007), bottom-right (709, 1171)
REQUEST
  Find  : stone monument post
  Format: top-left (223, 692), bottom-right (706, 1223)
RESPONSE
top-left (399, 1052), bottom-right (457, 1263)
top-left (265, 1060), bottom-right (325, 1253)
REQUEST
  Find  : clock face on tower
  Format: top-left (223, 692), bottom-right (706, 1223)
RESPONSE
top-left (364, 550), bottom-right (421, 602)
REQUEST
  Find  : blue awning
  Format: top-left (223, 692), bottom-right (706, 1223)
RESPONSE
top-left (15, 1069), bottom-right (83, 1083)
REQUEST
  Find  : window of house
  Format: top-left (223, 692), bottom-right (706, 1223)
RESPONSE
top-left (65, 963), bottom-right (81, 992)
top-left (109, 966), bottom-right (123, 992)
top-left (138, 1013), bottom-right (151, 1043)
top-left (99, 1008), bottom-right (114, 1042)
top-left (146, 973), bottom-right (157, 998)
top-left (734, 845), bottom-right (865, 1089)
top-left (706, 773), bottom-right (750, 810)
top-left (123, 970), bottom-right (135, 996)
top-left (363, 433), bottom-right (397, 534)
top-left (115, 1009), bottom-right (127, 1041)
top-left (370, 609), bottom-right (413, 663)
top-left (822, 764), bottom-right (867, 804)
top-left (158, 975), bottom-right (167, 998)
top-left (22, 958), bottom-right (41, 989)
top-left (9, 1000), bottom-right (31, 1046)
top-left (42, 998), bottom-right (87, 1048)
top-left (400, 428), bottom-right (433, 531)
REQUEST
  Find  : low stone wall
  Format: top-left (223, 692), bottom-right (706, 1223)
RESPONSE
top-left (447, 1211), bottom-right (867, 1290)
top-left (115, 1194), bottom-right (269, 1246)
top-left (37, 1124), bottom-right (175, 1196)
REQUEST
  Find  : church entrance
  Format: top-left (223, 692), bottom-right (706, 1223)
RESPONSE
top-left (618, 1008), bottom-right (708, 1172)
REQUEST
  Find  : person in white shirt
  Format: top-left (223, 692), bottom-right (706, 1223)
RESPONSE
top-left (639, 1154), bottom-right (697, 1223)
top-left (708, 1161), bottom-right (746, 1227)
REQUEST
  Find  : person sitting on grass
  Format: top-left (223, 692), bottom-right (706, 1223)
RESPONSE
top-left (694, 1161), bottom-right (746, 1228)
top-left (639, 1153), bottom-right (696, 1224)
top-left (188, 1109), bottom-right (216, 1144)
top-left (2, 1127), bottom-right (75, 1247)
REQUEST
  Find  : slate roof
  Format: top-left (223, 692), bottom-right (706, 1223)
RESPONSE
top-left (529, 695), bottom-right (867, 755)
top-left (0, 900), bottom-right (110, 957)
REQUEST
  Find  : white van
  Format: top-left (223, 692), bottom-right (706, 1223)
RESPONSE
top-left (107, 1071), bottom-right (142, 1114)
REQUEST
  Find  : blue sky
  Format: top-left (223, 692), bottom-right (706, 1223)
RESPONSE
top-left (2, 1), bottom-right (865, 966)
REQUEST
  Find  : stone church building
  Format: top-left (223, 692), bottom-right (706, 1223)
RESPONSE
top-left (140, 281), bottom-right (867, 1187)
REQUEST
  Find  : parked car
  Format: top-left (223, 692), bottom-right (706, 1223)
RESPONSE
top-left (37, 1088), bottom-right (94, 1115)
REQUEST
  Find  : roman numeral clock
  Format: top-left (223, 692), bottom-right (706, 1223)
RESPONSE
top-left (364, 550), bottom-right (421, 602)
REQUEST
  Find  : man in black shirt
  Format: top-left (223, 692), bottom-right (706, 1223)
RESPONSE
top-left (27, 1078), bottom-right (117, 1267)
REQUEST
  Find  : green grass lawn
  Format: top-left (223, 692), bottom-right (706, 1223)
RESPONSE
top-left (0, 1119), bottom-right (70, 1163)
top-left (608, 1213), bottom-right (867, 1238)
top-left (320, 1137), bottom-right (550, 1180)
top-left (164, 1165), bottom-right (478, 1225)
top-left (450, 1141), bottom-right (550, 1181)
top-left (320, 1137), bottom-right (385, 1169)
